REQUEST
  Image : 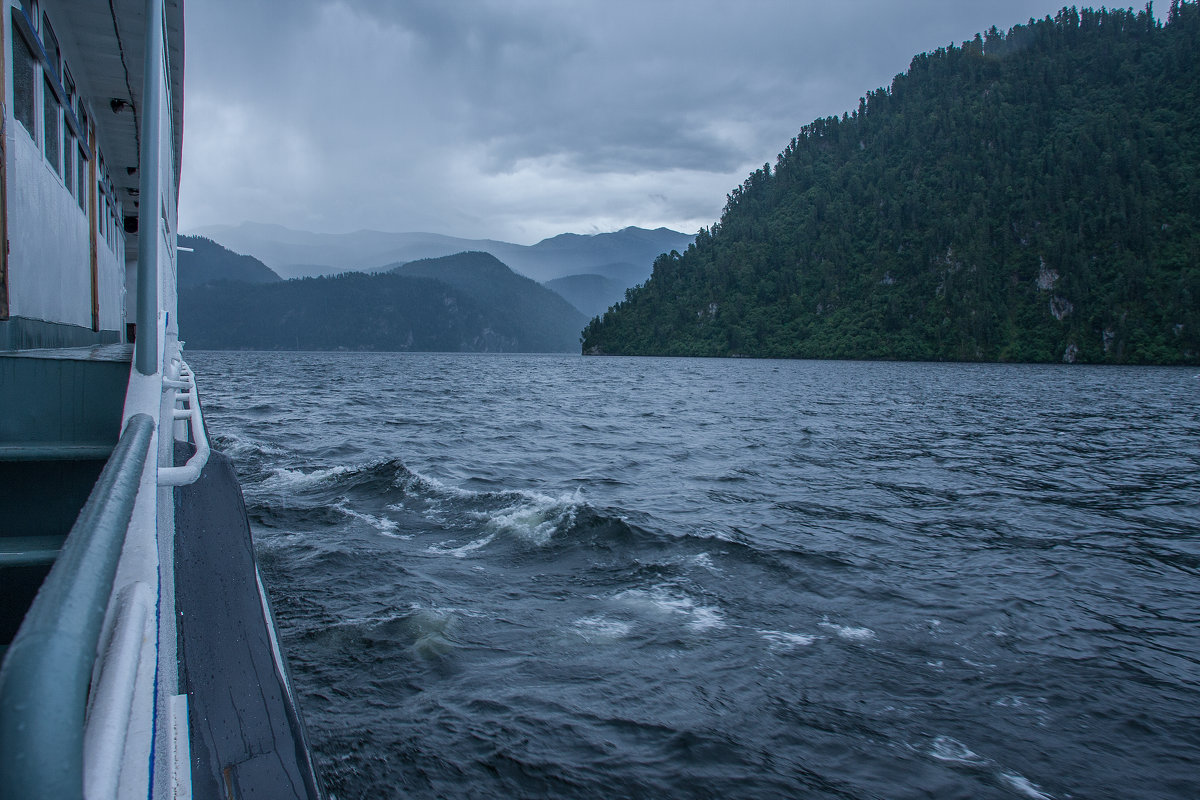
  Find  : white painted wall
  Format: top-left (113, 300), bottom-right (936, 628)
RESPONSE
top-left (7, 122), bottom-right (95, 328)
top-left (5, 13), bottom-right (126, 336)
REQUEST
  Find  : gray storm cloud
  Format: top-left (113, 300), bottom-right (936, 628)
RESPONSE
top-left (180, 0), bottom-right (1071, 242)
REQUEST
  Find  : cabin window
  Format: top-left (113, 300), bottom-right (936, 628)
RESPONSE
top-left (12, 30), bottom-right (37, 136)
top-left (64, 131), bottom-right (75, 196)
top-left (97, 155), bottom-right (105, 235)
top-left (77, 142), bottom-right (88, 210)
top-left (63, 65), bottom-right (76, 115)
top-left (76, 110), bottom-right (89, 209)
top-left (43, 76), bottom-right (61, 175)
top-left (40, 13), bottom-right (60, 79)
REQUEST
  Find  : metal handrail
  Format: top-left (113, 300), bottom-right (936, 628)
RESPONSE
top-left (0, 413), bottom-right (155, 800)
top-left (158, 360), bottom-right (210, 486)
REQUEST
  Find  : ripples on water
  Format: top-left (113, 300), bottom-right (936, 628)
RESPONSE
top-left (189, 352), bottom-right (1200, 800)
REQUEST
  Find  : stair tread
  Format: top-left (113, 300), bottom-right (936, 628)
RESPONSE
top-left (0, 535), bottom-right (67, 567)
top-left (0, 442), bottom-right (115, 461)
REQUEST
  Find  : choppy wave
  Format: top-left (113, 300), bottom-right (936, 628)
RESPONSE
top-left (189, 352), bottom-right (1200, 800)
top-left (243, 455), bottom-right (747, 568)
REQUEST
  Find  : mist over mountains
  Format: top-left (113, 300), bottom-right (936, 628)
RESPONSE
top-left (188, 222), bottom-right (694, 286)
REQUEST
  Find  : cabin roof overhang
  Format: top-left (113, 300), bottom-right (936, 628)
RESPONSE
top-left (52, 0), bottom-right (183, 253)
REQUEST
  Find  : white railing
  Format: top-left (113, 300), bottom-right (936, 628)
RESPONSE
top-left (157, 360), bottom-right (210, 486)
top-left (81, 582), bottom-right (153, 800)
top-left (0, 415), bottom-right (156, 800)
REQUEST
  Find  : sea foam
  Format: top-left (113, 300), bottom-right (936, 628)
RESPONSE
top-left (819, 621), bottom-right (876, 642)
top-left (571, 616), bottom-right (635, 643)
top-left (613, 586), bottom-right (725, 632)
top-left (999, 772), bottom-right (1054, 799)
top-left (759, 630), bottom-right (818, 650)
top-left (333, 500), bottom-right (403, 537)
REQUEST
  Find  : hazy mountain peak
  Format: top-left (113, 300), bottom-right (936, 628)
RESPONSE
top-left (188, 224), bottom-right (695, 285)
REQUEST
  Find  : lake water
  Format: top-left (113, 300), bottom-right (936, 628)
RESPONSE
top-left (188, 352), bottom-right (1199, 800)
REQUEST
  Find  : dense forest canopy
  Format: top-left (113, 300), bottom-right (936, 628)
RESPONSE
top-left (582, 3), bottom-right (1199, 364)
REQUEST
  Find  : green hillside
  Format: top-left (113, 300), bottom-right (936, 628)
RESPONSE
top-left (582, 3), bottom-right (1200, 364)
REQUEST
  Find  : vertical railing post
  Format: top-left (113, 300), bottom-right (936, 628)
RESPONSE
top-left (134, 0), bottom-right (163, 376)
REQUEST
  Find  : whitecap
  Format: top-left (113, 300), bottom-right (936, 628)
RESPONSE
top-left (258, 464), bottom-right (353, 493)
top-left (476, 488), bottom-right (585, 546)
top-left (613, 587), bottom-right (724, 632)
top-left (819, 621), bottom-right (876, 642)
top-left (404, 606), bottom-right (459, 659)
top-left (333, 501), bottom-right (404, 537)
top-left (759, 630), bottom-right (818, 650)
top-left (999, 771), bottom-right (1054, 799)
top-left (486, 499), bottom-right (578, 546)
top-left (687, 552), bottom-right (721, 573)
top-left (929, 735), bottom-right (987, 766)
top-left (402, 469), bottom-right (477, 500)
top-left (571, 616), bottom-right (634, 643)
top-left (220, 435), bottom-right (288, 460)
top-left (427, 533), bottom-right (497, 558)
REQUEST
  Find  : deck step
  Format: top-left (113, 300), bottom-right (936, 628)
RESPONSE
top-left (0, 535), bottom-right (67, 567)
top-left (0, 443), bottom-right (115, 461)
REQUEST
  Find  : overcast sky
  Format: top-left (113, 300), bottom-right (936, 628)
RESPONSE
top-left (179, 0), bottom-right (1075, 245)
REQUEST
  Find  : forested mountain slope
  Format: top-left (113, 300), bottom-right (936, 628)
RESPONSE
top-left (178, 235), bottom-right (282, 288)
top-left (391, 252), bottom-right (587, 352)
top-left (180, 253), bottom-right (586, 352)
top-left (582, 4), bottom-right (1199, 364)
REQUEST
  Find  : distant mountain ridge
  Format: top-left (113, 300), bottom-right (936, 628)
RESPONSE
top-left (544, 274), bottom-right (630, 320)
top-left (178, 234), bottom-right (282, 288)
top-left (187, 222), bottom-right (694, 285)
top-left (391, 252), bottom-right (587, 352)
top-left (179, 249), bottom-right (586, 352)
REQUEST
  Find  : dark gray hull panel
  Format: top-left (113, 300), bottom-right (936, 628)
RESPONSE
top-left (175, 445), bottom-right (322, 799)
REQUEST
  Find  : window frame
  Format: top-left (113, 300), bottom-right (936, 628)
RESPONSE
top-left (42, 73), bottom-right (61, 176)
top-left (10, 7), bottom-right (89, 154)
top-left (10, 13), bottom-right (38, 138)
top-left (39, 11), bottom-right (59, 81)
